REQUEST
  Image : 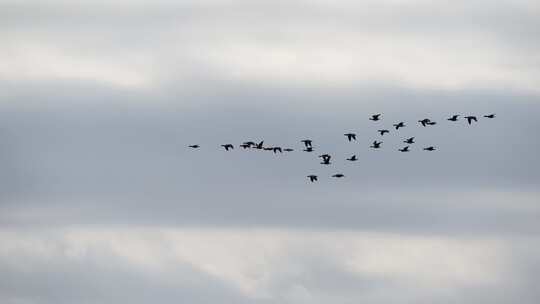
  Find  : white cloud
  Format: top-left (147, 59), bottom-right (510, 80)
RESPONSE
top-left (0, 227), bottom-right (518, 302)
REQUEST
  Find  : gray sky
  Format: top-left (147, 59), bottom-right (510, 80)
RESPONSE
top-left (1, 0), bottom-right (540, 303)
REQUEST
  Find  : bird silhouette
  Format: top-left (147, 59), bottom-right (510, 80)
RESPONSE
top-left (398, 146), bottom-right (410, 152)
top-left (254, 141), bottom-right (264, 149)
top-left (332, 174), bottom-right (345, 178)
top-left (284, 148), bottom-right (294, 152)
top-left (393, 122), bottom-right (405, 130)
top-left (370, 114), bottom-right (381, 121)
top-left (464, 116), bottom-right (477, 124)
top-left (484, 114), bottom-right (496, 118)
top-left (370, 141), bottom-right (382, 149)
top-left (344, 133), bottom-right (357, 141)
top-left (273, 147), bottom-right (283, 153)
top-left (447, 115), bottom-right (460, 121)
top-left (346, 155), bottom-right (358, 161)
top-left (320, 159), bottom-right (331, 165)
top-left (263, 147), bottom-right (273, 151)
top-left (418, 118), bottom-right (431, 127)
top-left (301, 139), bottom-right (313, 148)
top-left (426, 121), bottom-right (437, 125)
top-left (404, 137), bottom-right (415, 144)
top-left (423, 146), bottom-right (436, 151)
top-left (188, 145), bottom-right (200, 148)
top-left (221, 144), bottom-right (234, 151)
top-left (319, 154), bottom-right (331, 165)
top-left (307, 175), bottom-right (318, 182)
top-left (239, 144), bottom-right (251, 149)
top-left (303, 147), bottom-right (314, 152)
top-left (378, 129), bottom-right (390, 136)
top-left (243, 141), bottom-right (256, 147)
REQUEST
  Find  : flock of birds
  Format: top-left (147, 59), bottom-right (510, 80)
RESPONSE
top-left (189, 113), bottom-right (496, 182)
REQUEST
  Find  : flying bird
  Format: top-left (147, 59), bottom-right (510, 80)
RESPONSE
top-left (393, 122), bottom-right (405, 130)
top-left (426, 121), bottom-right (437, 125)
top-left (332, 174), bottom-right (345, 178)
top-left (378, 129), bottom-right (389, 136)
top-left (263, 147), bottom-right (273, 151)
top-left (221, 144), bottom-right (234, 151)
top-left (418, 118), bottom-right (431, 127)
top-left (404, 137), bottom-right (415, 144)
top-left (243, 141), bottom-right (256, 147)
top-left (464, 116), bottom-right (477, 125)
top-left (239, 144), bottom-right (251, 149)
top-left (273, 147), bottom-right (282, 153)
top-left (301, 139), bottom-right (313, 148)
top-left (303, 147), bottom-right (314, 152)
top-left (398, 146), bottom-right (410, 152)
top-left (188, 145), bottom-right (199, 148)
top-left (423, 146), bottom-right (436, 151)
top-left (344, 133), bottom-right (357, 141)
top-left (447, 115), bottom-right (460, 121)
top-left (254, 141), bottom-right (264, 149)
top-left (307, 175), bottom-right (318, 182)
top-left (484, 114), bottom-right (496, 118)
top-left (346, 155), bottom-right (358, 161)
top-left (319, 154), bottom-right (331, 165)
top-left (370, 141), bottom-right (382, 149)
top-left (284, 148), bottom-right (294, 152)
top-left (370, 114), bottom-right (381, 121)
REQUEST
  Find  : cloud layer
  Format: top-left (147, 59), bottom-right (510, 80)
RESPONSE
top-left (1, 0), bottom-right (539, 303)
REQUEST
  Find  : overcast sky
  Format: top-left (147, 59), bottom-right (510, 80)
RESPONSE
top-left (1, 0), bottom-right (540, 303)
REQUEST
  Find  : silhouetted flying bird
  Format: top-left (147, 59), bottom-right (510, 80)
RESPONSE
top-left (393, 122), bottom-right (405, 130)
top-left (344, 133), bottom-right (356, 141)
top-left (404, 137), bottom-right (415, 144)
top-left (370, 114), bottom-right (381, 121)
top-left (222, 144), bottom-right (234, 151)
top-left (399, 146), bottom-right (410, 152)
top-left (464, 116), bottom-right (477, 124)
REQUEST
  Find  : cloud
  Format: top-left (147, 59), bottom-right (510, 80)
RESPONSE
top-left (0, 228), bottom-right (538, 304)
top-left (1, 0), bottom-right (539, 96)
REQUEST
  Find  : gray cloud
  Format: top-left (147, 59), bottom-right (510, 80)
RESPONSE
top-left (1, 0), bottom-right (539, 303)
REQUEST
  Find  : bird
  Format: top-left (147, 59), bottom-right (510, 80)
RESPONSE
top-left (243, 141), bottom-right (256, 147)
top-left (239, 144), bottom-right (251, 149)
top-left (263, 147), bottom-right (273, 151)
top-left (484, 114), bottom-right (496, 118)
top-left (404, 137), bottom-right (415, 144)
top-left (284, 148), bottom-right (294, 152)
top-left (426, 121), bottom-right (437, 125)
top-left (332, 174), bottom-right (345, 178)
top-left (254, 141), bottom-right (264, 149)
top-left (447, 115), bottom-right (460, 121)
top-left (378, 129), bottom-right (389, 136)
top-left (307, 175), bottom-right (318, 182)
top-left (344, 133), bottom-right (356, 141)
top-left (319, 154), bottom-right (331, 165)
top-left (418, 118), bottom-right (431, 127)
top-left (370, 141), bottom-right (382, 149)
top-left (303, 147), bottom-right (314, 152)
top-left (370, 114), bottom-right (381, 121)
top-left (301, 139), bottom-right (313, 148)
top-left (273, 147), bottom-right (282, 153)
top-left (346, 155), bottom-right (358, 161)
top-left (320, 158), bottom-right (331, 165)
top-left (423, 146), bottom-right (436, 151)
top-left (188, 145), bottom-right (200, 148)
top-left (398, 146), bottom-right (410, 152)
top-left (393, 122), bottom-right (405, 130)
top-left (464, 116), bottom-right (477, 124)
top-left (221, 144), bottom-right (234, 151)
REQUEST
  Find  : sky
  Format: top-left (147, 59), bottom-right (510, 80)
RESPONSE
top-left (1, 0), bottom-right (540, 303)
